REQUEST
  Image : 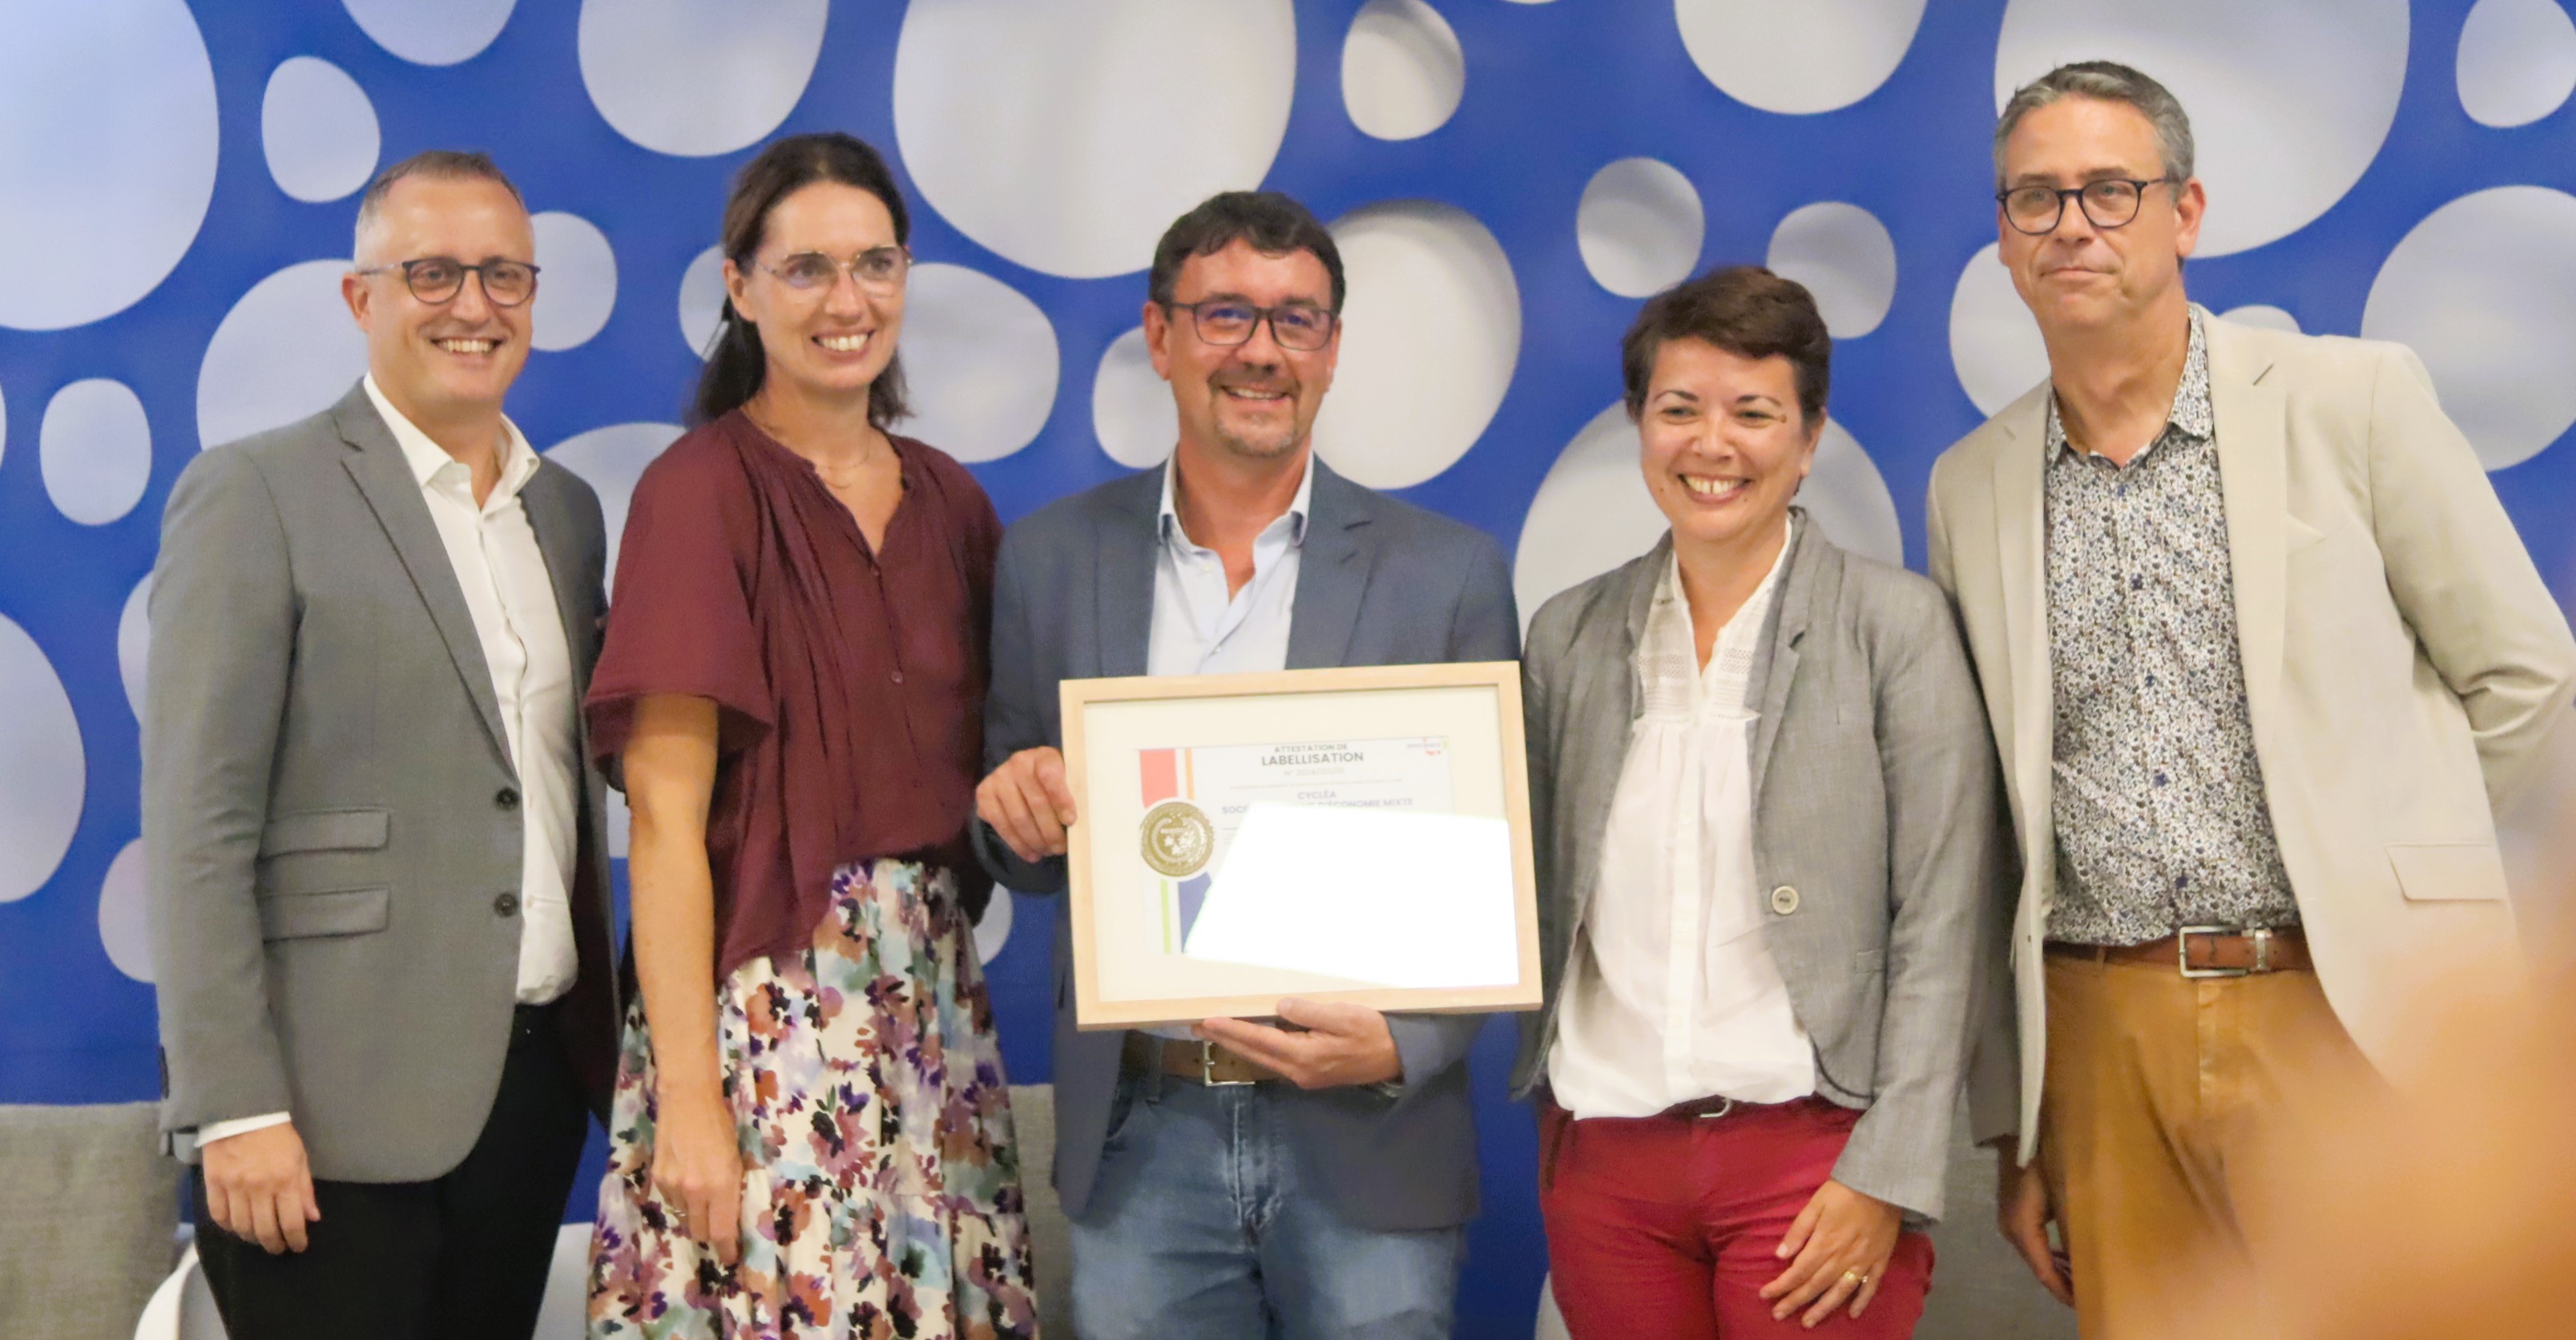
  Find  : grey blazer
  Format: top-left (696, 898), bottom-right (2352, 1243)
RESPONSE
top-left (1511, 517), bottom-right (2006, 1221)
top-left (974, 456), bottom-right (1518, 1232)
top-left (146, 383), bottom-right (619, 1183)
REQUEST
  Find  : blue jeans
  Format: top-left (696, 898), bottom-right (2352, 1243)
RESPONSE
top-left (1068, 1070), bottom-right (1466, 1339)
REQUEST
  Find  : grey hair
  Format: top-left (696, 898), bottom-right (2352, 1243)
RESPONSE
top-left (1993, 61), bottom-right (2195, 187)
top-left (352, 150), bottom-right (525, 263)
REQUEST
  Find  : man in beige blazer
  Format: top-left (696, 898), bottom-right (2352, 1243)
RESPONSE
top-left (1929, 61), bottom-right (2576, 1336)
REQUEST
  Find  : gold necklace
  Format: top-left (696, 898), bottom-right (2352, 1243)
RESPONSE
top-left (748, 403), bottom-right (882, 487)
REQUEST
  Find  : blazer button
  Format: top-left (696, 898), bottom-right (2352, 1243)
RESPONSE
top-left (496, 787), bottom-right (520, 809)
top-left (494, 892), bottom-right (520, 917)
top-left (1769, 885), bottom-right (1800, 915)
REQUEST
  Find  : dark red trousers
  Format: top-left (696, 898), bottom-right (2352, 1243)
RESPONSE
top-left (1538, 1096), bottom-right (1934, 1339)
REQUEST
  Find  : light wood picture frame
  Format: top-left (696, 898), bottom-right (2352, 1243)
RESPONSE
top-left (1058, 660), bottom-right (1543, 1029)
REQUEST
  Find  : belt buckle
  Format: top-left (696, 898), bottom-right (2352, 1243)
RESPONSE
top-left (2177, 925), bottom-right (2262, 979)
top-left (1199, 1041), bottom-right (1256, 1087)
top-left (1695, 1098), bottom-right (1736, 1120)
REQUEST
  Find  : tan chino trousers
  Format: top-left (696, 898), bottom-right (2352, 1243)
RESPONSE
top-left (2038, 952), bottom-right (2375, 1338)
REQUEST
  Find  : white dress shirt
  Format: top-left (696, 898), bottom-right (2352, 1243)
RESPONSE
top-left (1546, 528), bottom-right (1816, 1118)
top-left (200, 379), bottom-right (581, 1146)
top-left (1141, 454), bottom-right (1311, 1039)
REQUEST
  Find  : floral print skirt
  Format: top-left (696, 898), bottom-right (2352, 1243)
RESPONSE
top-left (588, 859), bottom-right (1040, 1339)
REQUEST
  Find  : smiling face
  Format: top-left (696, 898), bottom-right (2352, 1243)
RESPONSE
top-left (1996, 95), bottom-right (2205, 338)
top-left (344, 173), bottom-right (534, 429)
top-left (723, 180), bottom-right (905, 408)
top-left (1144, 238), bottom-right (1340, 463)
top-left (1637, 337), bottom-right (1816, 559)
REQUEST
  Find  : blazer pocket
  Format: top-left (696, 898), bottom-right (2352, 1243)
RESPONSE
top-left (2387, 843), bottom-right (2509, 902)
top-left (258, 808), bottom-right (390, 857)
top-left (257, 886), bottom-right (391, 940)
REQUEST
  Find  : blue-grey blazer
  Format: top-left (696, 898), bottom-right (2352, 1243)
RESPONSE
top-left (975, 455), bottom-right (1518, 1231)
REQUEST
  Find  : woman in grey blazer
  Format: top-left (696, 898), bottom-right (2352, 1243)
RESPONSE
top-left (1514, 266), bottom-right (2004, 1338)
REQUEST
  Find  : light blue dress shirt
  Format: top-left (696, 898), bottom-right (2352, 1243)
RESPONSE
top-left (1143, 452), bottom-right (1312, 1039)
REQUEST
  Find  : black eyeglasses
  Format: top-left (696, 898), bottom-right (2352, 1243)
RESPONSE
top-left (355, 256), bottom-right (540, 306)
top-left (1996, 177), bottom-right (2179, 235)
top-left (1166, 300), bottom-right (1338, 352)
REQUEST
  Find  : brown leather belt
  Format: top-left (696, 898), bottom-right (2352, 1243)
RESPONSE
top-left (1123, 1032), bottom-right (1284, 1086)
top-left (2046, 925), bottom-right (2309, 977)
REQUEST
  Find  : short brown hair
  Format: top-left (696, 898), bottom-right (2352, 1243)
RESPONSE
top-left (1148, 191), bottom-right (1345, 313)
top-left (1620, 265), bottom-right (1831, 424)
top-left (352, 150), bottom-right (524, 261)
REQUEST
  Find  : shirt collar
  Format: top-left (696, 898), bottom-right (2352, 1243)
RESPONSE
top-left (1155, 451), bottom-right (1315, 550)
top-left (363, 374), bottom-right (538, 500)
top-left (1652, 515), bottom-right (1796, 628)
top-left (2045, 305), bottom-right (2213, 462)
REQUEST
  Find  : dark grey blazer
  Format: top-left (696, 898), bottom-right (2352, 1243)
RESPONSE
top-left (146, 383), bottom-right (619, 1182)
top-left (1511, 517), bottom-right (2007, 1221)
top-left (975, 456), bottom-right (1518, 1232)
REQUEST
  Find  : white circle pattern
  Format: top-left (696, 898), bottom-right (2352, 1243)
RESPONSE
top-left (892, 0), bottom-right (1297, 279)
top-left (899, 263), bottom-right (1062, 464)
top-left (2363, 184), bottom-right (2576, 470)
top-left (1577, 159), bottom-right (1707, 300)
top-left (1676, 0), bottom-right (1929, 115)
top-left (1343, 0), bottom-right (1467, 142)
top-left (530, 212), bottom-right (619, 353)
top-left (196, 260), bottom-right (370, 450)
top-left (1766, 202), bottom-right (1900, 339)
top-left (578, 0), bottom-right (828, 157)
top-left (0, 0), bottom-right (219, 331)
top-left (261, 57), bottom-right (381, 204)
top-left (40, 378), bottom-right (154, 527)
top-left (2457, 0), bottom-right (2576, 128)
top-left (0, 616), bottom-right (86, 904)
top-left (1312, 202), bottom-right (1522, 490)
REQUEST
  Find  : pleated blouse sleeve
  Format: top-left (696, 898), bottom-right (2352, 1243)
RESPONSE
top-left (585, 427), bottom-right (772, 764)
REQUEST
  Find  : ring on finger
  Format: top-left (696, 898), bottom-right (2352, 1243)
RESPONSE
top-left (1840, 1267), bottom-right (1869, 1288)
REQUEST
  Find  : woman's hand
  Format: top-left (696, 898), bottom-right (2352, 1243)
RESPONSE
top-left (651, 1086), bottom-right (744, 1267)
top-left (1760, 1177), bottom-right (1903, 1327)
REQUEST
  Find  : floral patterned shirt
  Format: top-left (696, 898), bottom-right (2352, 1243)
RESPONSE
top-left (2042, 309), bottom-right (2300, 945)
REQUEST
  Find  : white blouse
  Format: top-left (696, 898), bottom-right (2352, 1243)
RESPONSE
top-left (1546, 530), bottom-right (1815, 1118)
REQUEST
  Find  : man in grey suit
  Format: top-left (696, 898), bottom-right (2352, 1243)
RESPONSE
top-left (974, 191), bottom-right (1517, 1338)
top-left (147, 151), bottom-right (616, 1339)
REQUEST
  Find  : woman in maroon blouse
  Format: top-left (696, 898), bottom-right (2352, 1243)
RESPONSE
top-left (583, 133), bottom-right (1038, 1338)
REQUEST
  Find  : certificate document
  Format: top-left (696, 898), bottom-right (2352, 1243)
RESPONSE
top-left (1131, 735), bottom-right (1455, 952)
top-left (1060, 662), bottom-right (1542, 1027)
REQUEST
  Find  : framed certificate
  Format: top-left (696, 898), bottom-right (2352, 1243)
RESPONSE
top-left (1060, 660), bottom-right (1542, 1029)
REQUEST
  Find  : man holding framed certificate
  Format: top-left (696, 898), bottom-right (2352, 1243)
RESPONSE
top-left (973, 191), bottom-right (1518, 1339)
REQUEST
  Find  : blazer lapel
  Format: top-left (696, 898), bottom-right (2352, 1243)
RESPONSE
top-left (1745, 518), bottom-right (1819, 801)
top-left (1094, 468), bottom-right (1160, 679)
top-left (1559, 539), bottom-right (1660, 933)
top-left (2206, 317), bottom-right (2289, 733)
top-left (1989, 384), bottom-right (2056, 885)
top-left (519, 462), bottom-right (598, 680)
top-left (333, 385), bottom-right (510, 762)
top-left (1286, 458), bottom-right (1375, 670)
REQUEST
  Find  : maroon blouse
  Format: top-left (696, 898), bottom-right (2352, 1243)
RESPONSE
top-left (587, 410), bottom-right (1001, 979)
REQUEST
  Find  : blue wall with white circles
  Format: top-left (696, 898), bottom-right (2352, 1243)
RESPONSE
top-left (5, 1), bottom-right (2574, 1332)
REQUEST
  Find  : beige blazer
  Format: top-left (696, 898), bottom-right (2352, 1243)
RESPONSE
top-left (1928, 310), bottom-right (2576, 1162)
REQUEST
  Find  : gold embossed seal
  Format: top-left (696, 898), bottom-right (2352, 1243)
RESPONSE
top-left (1139, 800), bottom-right (1215, 878)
